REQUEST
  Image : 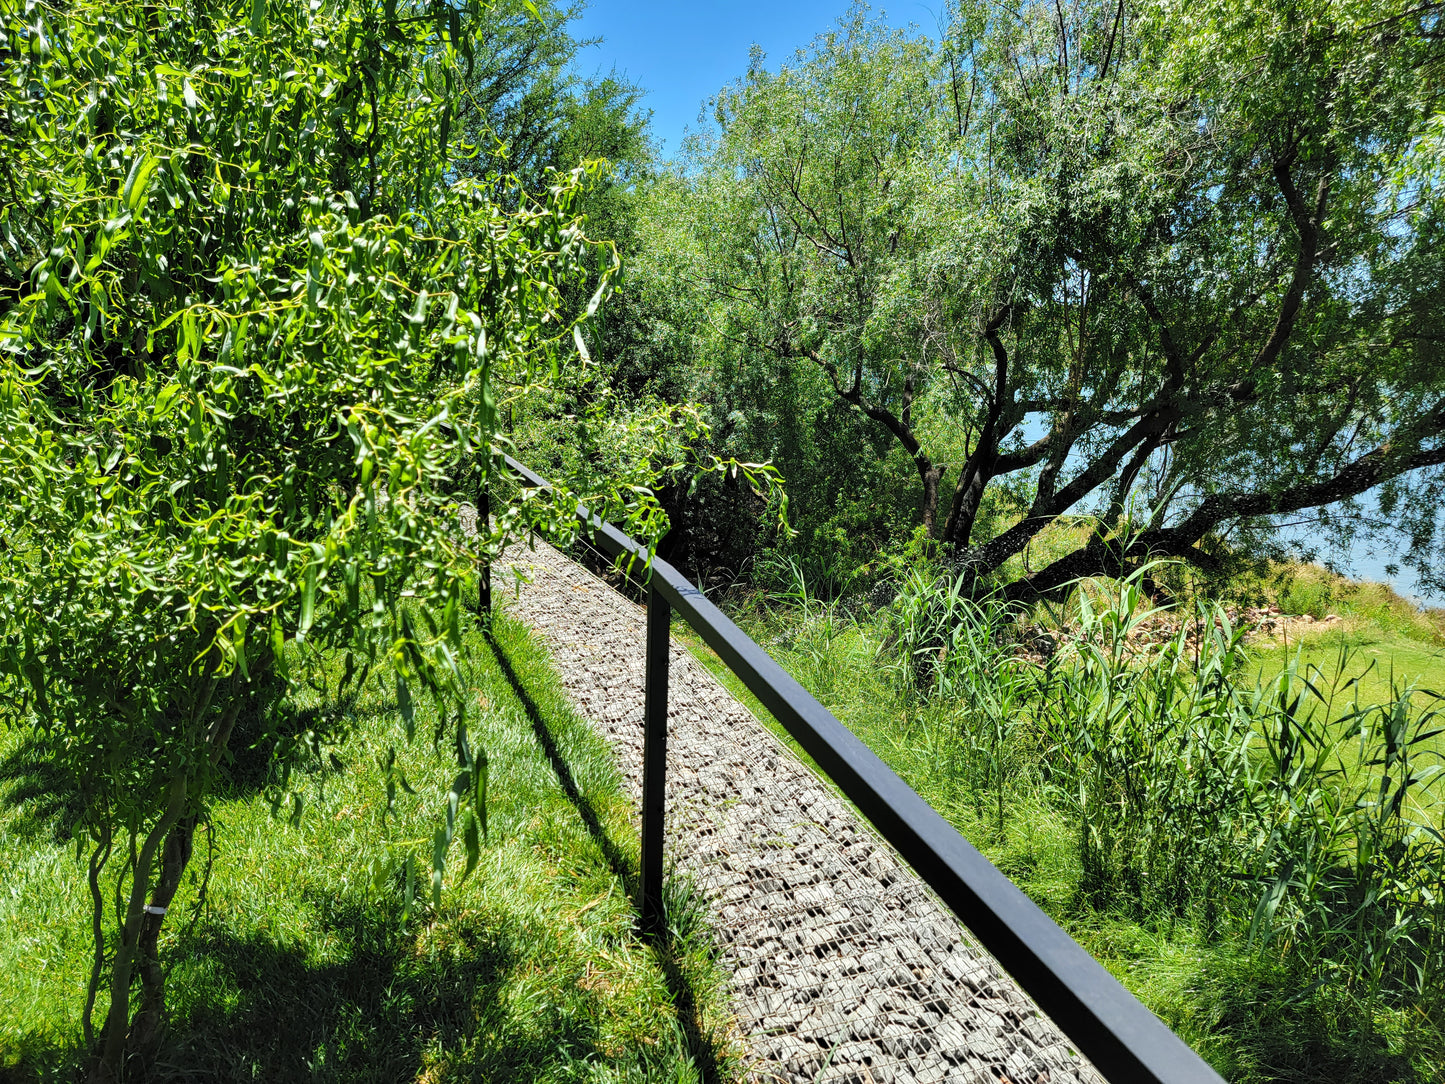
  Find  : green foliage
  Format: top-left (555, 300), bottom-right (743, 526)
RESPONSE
top-left (622, 11), bottom-right (946, 571)
top-left (450, 0), bottom-right (652, 195)
top-left (439, 0), bottom-right (661, 411)
top-left (1269, 564), bottom-right (1445, 646)
top-left (1037, 577), bottom-right (1256, 924)
top-left (0, 0), bottom-right (695, 1074)
top-left (508, 388), bottom-right (791, 565)
top-left (447, 0), bottom-right (655, 361)
top-left (1279, 577), bottom-right (1337, 621)
top-left (884, 570), bottom-right (1033, 835)
top-left (624, 0), bottom-right (1445, 599)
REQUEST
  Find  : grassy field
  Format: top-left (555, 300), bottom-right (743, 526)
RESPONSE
top-left (0, 613), bottom-right (737, 1084)
top-left (1248, 588), bottom-right (1445, 797)
top-left (1252, 623), bottom-right (1445, 712)
top-left (676, 573), bottom-right (1445, 1084)
top-left (1244, 566), bottom-right (1445, 704)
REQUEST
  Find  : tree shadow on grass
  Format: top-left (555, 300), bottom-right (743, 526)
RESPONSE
top-left (221, 680), bottom-right (387, 794)
top-left (0, 628), bottom-right (730, 1084)
top-left (482, 628), bottom-right (733, 1084)
top-left (0, 733), bottom-right (86, 844)
top-left (0, 894), bottom-right (576, 1084)
top-left (1191, 952), bottom-right (1431, 1084)
top-left (0, 686), bottom-right (388, 849)
top-left (153, 894), bottom-right (601, 1084)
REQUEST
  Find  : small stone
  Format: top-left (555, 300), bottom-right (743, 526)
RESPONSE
top-left (494, 536), bottom-right (1101, 1084)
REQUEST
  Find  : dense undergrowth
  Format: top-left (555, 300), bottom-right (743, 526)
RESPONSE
top-left (684, 563), bottom-right (1445, 1084)
top-left (0, 613), bottom-right (738, 1084)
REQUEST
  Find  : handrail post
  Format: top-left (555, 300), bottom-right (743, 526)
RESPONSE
top-left (477, 458), bottom-right (492, 617)
top-left (640, 578), bottom-right (670, 934)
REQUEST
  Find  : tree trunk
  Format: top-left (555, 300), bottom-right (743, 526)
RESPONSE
top-left (88, 685), bottom-right (246, 1082)
top-left (91, 775), bottom-right (188, 1083)
top-left (919, 460), bottom-right (946, 540)
top-left (125, 816), bottom-right (197, 1066)
top-left (940, 454), bottom-right (992, 548)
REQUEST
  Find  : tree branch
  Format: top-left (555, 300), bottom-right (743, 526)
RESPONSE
top-left (961, 403), bottom-right (1184, 577)
top-left (1254, 159), bottom-right (1329, 374)
top-left (1002, 419), bottom-right (1445, 603)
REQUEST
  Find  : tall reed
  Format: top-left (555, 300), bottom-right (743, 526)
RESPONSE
top-left (1035, 576), bottom-right (1256, 926)
top-left (880, 564), bottom-right (1445, 1037)
top-left (885, 568), bottom-right (1033, 837)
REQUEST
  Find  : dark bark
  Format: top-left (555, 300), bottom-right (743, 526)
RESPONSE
top-left (91, 776), bottom-right (188, 1084)
top-left (126, 816), bottom-right (196, 1065)
top-left (88, 676), bottom-right (250, 1082)
top-left (962, 404), bottom-right (1185, 577)
top-left (1255, 161), bottom-right (1329, 375)
top-left (941, 151), bottom-right (1349, 597)
top-left (999, 431), bottom-right (1445, 604)
top-left (940, 305), bottom-right (1026, 547)
top-left (1102, 422), bottom-right (1173, 529)
top-left (919, 460), bottom-right (947, 539)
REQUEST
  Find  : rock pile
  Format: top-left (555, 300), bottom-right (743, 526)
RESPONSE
top-left (492, 532), bottom-right (1102, 1084)
top-left (1008, 606), bottom-right (1343, 664)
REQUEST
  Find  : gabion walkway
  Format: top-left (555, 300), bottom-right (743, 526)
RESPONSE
top-left (497, 536), bottom-right (1101, 1084)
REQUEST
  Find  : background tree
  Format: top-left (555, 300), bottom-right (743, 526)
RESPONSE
top-left (634, 0), bottom-right (1445, 599)
top-left (934, 0), bottom-right (1445, 603)
top-left (447, 0), bottom-right (654, 295)
top-left (450, 0), bottom-right (651, 197)
top-left (614, 18), bottom-right (943, 581)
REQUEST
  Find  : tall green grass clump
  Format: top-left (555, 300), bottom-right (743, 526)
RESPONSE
top-left (907, 570), bottom-right (1445, 1078)
top-left (1034, 578), bottom-right (1256, 929)
top-left (1240, 680), bottom-right (1445, 1043)
top-left (677, 555), bottom-right (1445, 1078)
top-left (886, 568), bottom-right (1034, 838)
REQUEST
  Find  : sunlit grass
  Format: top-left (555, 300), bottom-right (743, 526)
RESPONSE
top-left (676, 577), bottom-right (1445, 1084)
top-left (1252, 624), bottom-right (1445, 709)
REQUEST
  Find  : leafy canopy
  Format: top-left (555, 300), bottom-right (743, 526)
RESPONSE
top-left (0, 0), bottom-right (683, 1072)
top-left (634, 0), bottom-right (1445, 597)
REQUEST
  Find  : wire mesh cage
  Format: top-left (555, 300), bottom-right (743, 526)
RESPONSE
top-left (491, 527), bottom-right (1103, 1084)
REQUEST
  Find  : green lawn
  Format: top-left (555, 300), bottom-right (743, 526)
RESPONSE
top-left (1248, 620), bottom-right (1445, 809)
top-left (0, 613), bottom-right (736, 1084)
top-left (1251, 620), bottom-right (1445, 708)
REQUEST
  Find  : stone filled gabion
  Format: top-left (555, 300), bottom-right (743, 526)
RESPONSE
top-left (486, 523), bottom-right (1102, 1084)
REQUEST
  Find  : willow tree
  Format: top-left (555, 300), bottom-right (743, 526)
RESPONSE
top-left (648, 0), bottom-right (1445, 596)
top-left (933, 0), bottom-right (1445, 602)
top-left (0, 1), bottom-right (675, 1078)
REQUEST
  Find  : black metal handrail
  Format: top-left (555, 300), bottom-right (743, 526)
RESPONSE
top-left (492, 454), bottom-right (1225, 1084)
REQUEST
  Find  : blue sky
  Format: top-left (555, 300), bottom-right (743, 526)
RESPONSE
top-left (570, 1), bottom-right (939, 156)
